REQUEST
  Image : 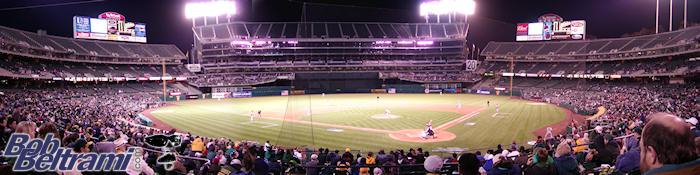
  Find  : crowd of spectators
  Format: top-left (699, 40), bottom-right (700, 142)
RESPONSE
top-left (191, 73), bottom-right (291, 87)
top-left (0, 79), bottom-right (699, 175)
top-left (380, 72), bottom-right (482, 83)
top-left (522, 83), bottom-right (699, 119)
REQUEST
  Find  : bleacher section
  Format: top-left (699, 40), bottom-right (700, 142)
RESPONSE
top-left (480, 25), bottom-right (700, 78)
top-left (0, 25), bottom-right (190, 80)
top-left (482, 25), bottom-right (700, 60)
top-left (0, 25), bottom-right (185, 64)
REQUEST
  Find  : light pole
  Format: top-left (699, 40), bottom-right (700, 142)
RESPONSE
top-left (183, 1), bottom-right (237, 100)
top-left (684, 0), bottom-right (687, 28)
top-left (656, 0), bottom-right (659, 33)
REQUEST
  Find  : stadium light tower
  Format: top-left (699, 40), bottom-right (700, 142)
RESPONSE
top-left (419, 0), bottom-right (475, 23)
top-left (185, 1), bottom-right (237, 19)
top-left (185, 1), bottom-right (237, 26)
top-left (183, 0), bottom-right (237, 61)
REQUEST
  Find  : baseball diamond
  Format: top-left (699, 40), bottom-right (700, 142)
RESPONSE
top-left (143, 93), bottom-right (576, 151)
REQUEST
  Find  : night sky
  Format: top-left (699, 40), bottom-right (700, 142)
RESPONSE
top-left (0, 0), bottom-right (697, 51)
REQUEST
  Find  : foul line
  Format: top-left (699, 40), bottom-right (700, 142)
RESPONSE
top-left (435, 108), bottom-right (486, 131)
top-left (259, 116), bottom-right (394, 133)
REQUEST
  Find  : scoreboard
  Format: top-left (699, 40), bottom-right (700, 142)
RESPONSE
top-left (516, 14), bottom-right (586, 42)
top-left (73, 12), bottom-right (146, 43)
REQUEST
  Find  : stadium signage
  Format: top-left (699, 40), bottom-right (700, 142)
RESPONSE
top-left (3, 133), bottom-right (136, 172)
top-left (73, 12), bottom-right (147, 43)
top-left (516, 14), bottom-right (585, 41)
top-left (232, 91), bottom-right (252, 98)
top-left (500, 73), bottom-right (618, 79)
top-left (98, 12), bottom-right (125, 21)
top-left (538, 13), bottom-right (563, 23)
top-left (212, 92), bottom-right (229, 99)
top-left (59, 76), bottom-right (187, 82)
top-left (476, 90), bottom-right (490, 94)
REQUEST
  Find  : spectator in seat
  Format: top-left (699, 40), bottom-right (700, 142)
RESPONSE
top-left (640, 112), bottom-right (700, 175)
top-left (191, 136), bottom-right (204, 153)
top-left (381, 154), bottom-right (398, 175)
top-left (358, 158), bottom-right (370, 175)
top-left (305, 154), bottom-right (319, 175)
top-left (513, 146), bottom-right (530, 168)
top-left (525, 148), bottom-right (556, 175)
top-left (534, 136), bottom-right (546, 149)
top-left (15, 121), bottom-right (37, 138)
top-left (615, 128), bottom-right (642, 174)
top-left (487, 155), bottom-right (520, 175)
top-left (336, 155), bottom-right (351, 175)
top-left (553, 142), bottom-right (580, 175)
top-left (424, 155), bottom-right (444, 175)
top-left (458, 153), bottom-right (483, 175)
top-left (482, 150), bottom-right (495, 172)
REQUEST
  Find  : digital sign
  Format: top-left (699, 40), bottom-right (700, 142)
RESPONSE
top-left (73, 12), bottom-right (146, 43)
top-left (516, 14), bottom-right (585, 42)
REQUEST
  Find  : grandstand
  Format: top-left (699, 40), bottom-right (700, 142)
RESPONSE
top-left (191, 22), bottom-right (473, 88)
top-left (479, 25), bottom-right (700, 83)
top-left (0, 25), bottom-right (189, 80)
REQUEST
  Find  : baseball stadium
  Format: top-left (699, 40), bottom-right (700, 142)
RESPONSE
top-left (0, 0), bottom-right (699, 175)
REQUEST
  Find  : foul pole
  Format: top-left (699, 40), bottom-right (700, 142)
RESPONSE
top-left (162, 58), bottom-right (167, 102)
top-left (510, 57), bottom-right (514, 97)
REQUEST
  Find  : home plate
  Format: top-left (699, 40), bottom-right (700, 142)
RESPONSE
top-left (327, 128), bottom-right (344, 132)
top-left (464, 122), bottom-right (476, 126)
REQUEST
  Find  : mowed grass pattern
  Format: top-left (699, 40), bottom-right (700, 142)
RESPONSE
top-left (150, 94), bottom-right (566, 151)
top-left (298, 108), bottom-right (460, 131)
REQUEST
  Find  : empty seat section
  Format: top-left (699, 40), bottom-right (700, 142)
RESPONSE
top-left (214, 25), bottom-right (230, 39)
top-left (283, 23), bottom-right (298, 38)
top-left (326, 23), bottom-right (342, 38)
top-left (367, 24), bottom-right (384, 38)
top-left (379, 24), bottom-right (399, 38)
top-left (353, 24), bottom-right (370, 38)
top-left (340, 23), bottom-right (355, 37)
top-left (268, 24), bottom-right (284, 38)
top-left (430, 24), bottom-right (446, 38)
top-left (312, 23), bottom-right (326, 37)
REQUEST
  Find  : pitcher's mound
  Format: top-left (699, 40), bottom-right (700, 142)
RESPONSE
top-left (370, 114), bottom-right (401, 119)
top-left (388, 129), bottom-right (456, 143)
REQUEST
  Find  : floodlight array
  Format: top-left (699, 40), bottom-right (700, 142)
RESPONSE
top-left (419, 0), bottom-right (475, 16)
top-left (185, 1), bottom-right (237, 19)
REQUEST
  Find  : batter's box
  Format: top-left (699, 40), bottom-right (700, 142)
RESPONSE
top-left (240, 121), bottom-right (279, 128)
top-left (491, 113), bottom-right (511, 118)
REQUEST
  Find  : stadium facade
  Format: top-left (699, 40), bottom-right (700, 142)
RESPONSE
top-left (190, 22), bottom-right (475, 93)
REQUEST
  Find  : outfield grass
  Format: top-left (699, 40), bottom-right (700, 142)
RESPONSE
top-left (149, 94), bottom-right (566, 152)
